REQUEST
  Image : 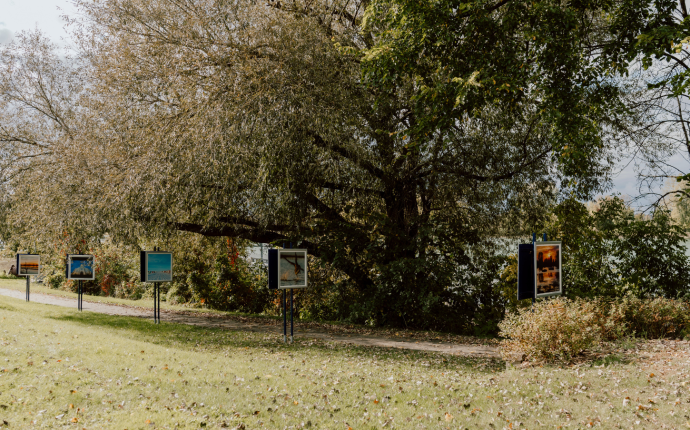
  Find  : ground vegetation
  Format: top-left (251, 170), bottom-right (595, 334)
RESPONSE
top-left (2, 296), bottom-right (690, 429)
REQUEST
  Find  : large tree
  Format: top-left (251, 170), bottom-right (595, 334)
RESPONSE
top-left (1, 0), bottom-right (622, 328)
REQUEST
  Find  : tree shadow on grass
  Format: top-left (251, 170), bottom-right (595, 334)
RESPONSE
top-left (49, 311), bottom-right (505, 373)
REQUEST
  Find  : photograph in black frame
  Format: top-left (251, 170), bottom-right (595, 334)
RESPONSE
top-left (16, 254), bottom-right (40, 276)
top-left (67, 255), bottom-right (95, 280)
top-left (278, 249), bottom-right (308, 289)
top-left (141, 251), bottom-right (173, 282)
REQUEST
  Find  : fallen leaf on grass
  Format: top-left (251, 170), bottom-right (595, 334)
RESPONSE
top-left (445, 413), bottom-right (454, 422)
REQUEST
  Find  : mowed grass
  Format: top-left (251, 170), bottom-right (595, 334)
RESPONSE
top-left (1, 295), bottom-right (690, 429)
top-left (0, 278), bottom-right (239, 317)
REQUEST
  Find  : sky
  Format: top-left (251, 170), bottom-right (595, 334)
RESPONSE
top-left (1, 0), bottom-right (685, 207)
top-left (0, 0), bottom-right (76, 45)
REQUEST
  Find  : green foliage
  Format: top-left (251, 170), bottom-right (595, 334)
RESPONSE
top-left (362, 0), bottom-right (622, 198)
top-left (42, 264), bottom-right (65, 290)
top-left (296, 257), bottom-right (361, 322)
top-left (94, 240), bottom-right (144, 298)
top-left (0, 1), bottom-right (620, 337)
top-left (606, 0), bottom-right (690, 97)
top-left (160, 237), bottom-right (274, 313)
top-left (546, 196), bottom-right (690, 299)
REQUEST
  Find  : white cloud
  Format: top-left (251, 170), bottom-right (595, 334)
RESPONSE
top-left (0, 28), bottom-right (13, 44)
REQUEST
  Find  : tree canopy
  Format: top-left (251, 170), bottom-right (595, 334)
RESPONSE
top-left (0, 0), bottom-right (633, 328)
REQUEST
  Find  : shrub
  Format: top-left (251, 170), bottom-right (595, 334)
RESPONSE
top-left (112, 278), bottom-right (149, 300)
top-left (499, 297), bottom-right (602, 362)
top-left (609, 297), bottom-right (690, 339)
top-left (42, 264), bottom-right (65, 290)
top-left (500, 297), bottom-right (690, 363)
top-left (545, 197), bottom-right (690, 299)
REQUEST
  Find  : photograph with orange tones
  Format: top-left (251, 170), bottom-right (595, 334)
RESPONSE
top-left (17, 254), bottom-right (40, 276)
top-left (534, 242), bottom-right (561, 297)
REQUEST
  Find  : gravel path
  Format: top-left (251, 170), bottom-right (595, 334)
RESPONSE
top-left (0, 287), bottom-right (500, 357)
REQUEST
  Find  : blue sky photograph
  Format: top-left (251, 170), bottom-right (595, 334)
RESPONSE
top-left (148, 253), bottom-right (172, 272)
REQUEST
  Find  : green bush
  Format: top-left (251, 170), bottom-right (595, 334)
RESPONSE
top-left (546, 197), bottom-right (690, 299)
top-left (42, 263), bottom-right (65, 290)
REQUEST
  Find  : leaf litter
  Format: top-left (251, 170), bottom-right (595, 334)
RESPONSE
top-left (1, 298), bottom-right (690, 428)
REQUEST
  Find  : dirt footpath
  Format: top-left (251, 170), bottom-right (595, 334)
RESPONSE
top-left (0, 287), bottom-right (500, 357)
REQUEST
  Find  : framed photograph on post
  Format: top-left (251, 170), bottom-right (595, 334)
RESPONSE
top-left (277, 249), bottom-right (308, 289)
top-left (16, 254), bottom-right (40, 277)
top-left (534, 241), bottom-right (562, 298)
top-left (140, 251), bottom-right (173, 282)
top-left (66, 255), bottom-right (96, 280)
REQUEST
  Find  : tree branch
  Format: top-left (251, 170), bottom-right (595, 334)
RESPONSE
top-left (310, 133), bottom-right (385, 180)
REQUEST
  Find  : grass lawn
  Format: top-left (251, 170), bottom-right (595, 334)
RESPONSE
top-left (0, 278), bottom-right (237, 316)
top-left (1, 295), bottom-right (689, 429)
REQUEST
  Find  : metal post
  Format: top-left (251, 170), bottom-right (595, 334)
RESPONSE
top-left (283, 289), bottom-right (287, 343)
top-left (78, 280), bottom-right (81, 311)
top-left (26, 276), bottom-right (30, 302)
top-left (154, 283), bottom-right (159, 324)
top-left (157, 282), bottom-right (161, 323)
top-left (531, 233), bottom-right (536, 305)
top-left (153, 247), bottom-right (158, 324)
top-left (290, 288), bottom-right (294, 343)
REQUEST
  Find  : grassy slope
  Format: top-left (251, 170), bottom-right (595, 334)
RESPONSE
top-left (0, 278), bottom-right (232, 316)
top-left (0, 295), bottom-right (688, 429)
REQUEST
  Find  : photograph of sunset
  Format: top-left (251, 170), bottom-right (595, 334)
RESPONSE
top-left (18, 254), bottom-right (40, 276)
top-left (535, 243), bottom-right (561, 296)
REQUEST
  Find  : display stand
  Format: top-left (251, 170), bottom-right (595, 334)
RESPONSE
top-left (269, 244), bottom-right (307, 344)
top-left (66, 254), bottom-right (95, 311)
top-left (78, 280), bottom-right (83, 311)
top-left (26, 276), bottom-right (30, 302)
top-left (290, 289), bottom-right (294, 343)
top-left (283, 289), bottom-right (287, 343)
top-left (152, 246), bottom-right (161, 324)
